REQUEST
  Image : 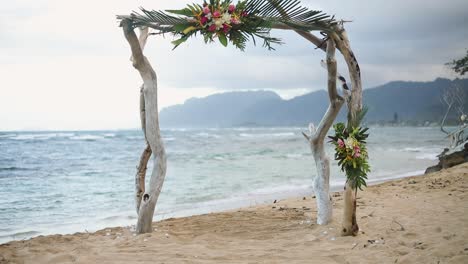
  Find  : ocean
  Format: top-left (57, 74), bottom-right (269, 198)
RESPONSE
top-left (0, 126), bottom-right (447, 243)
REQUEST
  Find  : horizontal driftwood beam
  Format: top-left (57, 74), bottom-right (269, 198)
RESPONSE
top-left (117, 15), bottom-right (328, 51)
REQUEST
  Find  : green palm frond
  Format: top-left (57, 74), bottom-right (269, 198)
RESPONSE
top-left (117, 8), bottom-right (187, 33)
top-left (244, 0), bottom-right (336, 32)
top-left (117, 0), bottom-right (337, 50)
top-left (347, 106), bottom-right (368, 129)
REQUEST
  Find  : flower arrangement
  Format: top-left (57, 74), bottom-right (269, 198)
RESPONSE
top-left (166, 0), bottom-right (281, 50)
top-left (329, 122), bottom-right (370, 190)
top-left (196, 2), bottom-right (244, 34)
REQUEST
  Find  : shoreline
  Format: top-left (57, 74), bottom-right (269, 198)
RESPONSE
top-left (0, 169), bottom-right (427, 244)
top-left (1, 163), bottom-right (467, 263)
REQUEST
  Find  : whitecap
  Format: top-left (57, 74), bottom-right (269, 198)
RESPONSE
top-left (10, 133), bottom-right (73, 140)
top-left (126, 136), bottom-right (143, 140)
top-left (286, 153), bottom-right (303, 159)
top-left (194, 132), bottom-right (220, 138)
top-left (70, 135), bottom-right (103, 141)
top-left (403, 147), bottom-right (423, 152)
top-left (415, 153), bottom-right (439, 160)
top-left (239, 132), bottom-right (295, 138)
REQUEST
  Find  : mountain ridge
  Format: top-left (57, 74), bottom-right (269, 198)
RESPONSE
top-left (160, 78), bottom-right (468, 128)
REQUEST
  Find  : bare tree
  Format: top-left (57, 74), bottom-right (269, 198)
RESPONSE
top-left (440, 85), bottom-right (467, 148)
top-left (121, 20), bottom-right (167, 234)
top-left (446, 49), bottom-right (468, 76)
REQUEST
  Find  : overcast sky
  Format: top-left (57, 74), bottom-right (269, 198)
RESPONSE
top-left (1, 0), bottom-right (467, 130)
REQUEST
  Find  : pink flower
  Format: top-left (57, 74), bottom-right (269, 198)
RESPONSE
top-left (228, 4), bottom-right (236, 13)
top-left (200, 16), bottom-right (209, 25)
top-left (208, 24), bottom-right (217, 32)
top-left (222, 24), bottom-right (230, 33)
top-left (231, 17), bottom-right (240, 24)
top-left (241, 11), bottom-right (248, 17)
top-left (203, 6), bottom-right (211, 15)
top-left (213, 10), bottom-right (221, 18)
top-left (337, 138), bottom-right (345, 148)
top-left (353, 145), bottom-right (361, 158)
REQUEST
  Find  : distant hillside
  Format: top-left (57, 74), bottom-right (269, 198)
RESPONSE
top-left (363, 78), bottom-right (467, 123)
top-left (160, 90), bottom-right (281, 127)
top-left (160, 78), bottom-right (468, 127)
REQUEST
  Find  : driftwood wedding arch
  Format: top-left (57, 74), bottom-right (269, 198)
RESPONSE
top-left (118, 0), bottom-right (363, 236)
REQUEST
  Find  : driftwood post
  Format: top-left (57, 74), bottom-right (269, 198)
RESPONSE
top-left (332, 29), bottom-right (363, 236)
top-left (134, 27), bottom-right (151, 214)
top-left (121, 19), bottom-right (167, 234)
top-left (302, 39), bottom-right (344, 224)
top-left (292, 28), bottom-right (363, 235)
top-left (270, 1), bottom-right (346, 226)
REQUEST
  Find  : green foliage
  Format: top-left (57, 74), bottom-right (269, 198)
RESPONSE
top-left (120, 0), bottom-right (337, 51)
top-left (446, 49), bottom-right (468, 76)
top-left (329, 109), bottom-right (370, 191)
top-left (347, 106), bottom-right (368, 130)
top-left (218, 33), bottom-right (228, 46)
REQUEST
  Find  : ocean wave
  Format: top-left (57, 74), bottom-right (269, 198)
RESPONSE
top-left (99, 214), bottom-right (136, 222)
top-left (250, 149), bottom-right (274, 156)
top-left (103, 133), bottom-right (116, 138)
top-left (194, 132), bottom-right (220, 138)
top-left (286, 153), bottom-right (304, 159)
top-left (69, 135), bottom-right (104, 141)
top-left (0, 230), bottom-right (41, 240)
top-left (403, 147), bottom-right (424, 152)
top-left (239, 132), bottom-right (296, 138)
top-left (165, 128), bottom-right (187, 132)
top-left (273, 153), bottom-right (306, 160)
top-left (213, 156), bottom-right (225, 161)
top-left (125, 135), bottom-right (143, 140)
top-left (0, 166), bottom-right (32, 172)
top-left (8, 133), bottom-right (75, 141)
top-left (415, 153), bottom-right (439, 160)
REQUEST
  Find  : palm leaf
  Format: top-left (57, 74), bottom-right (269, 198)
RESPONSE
top-left (116, 0), bottom-right (338, 50)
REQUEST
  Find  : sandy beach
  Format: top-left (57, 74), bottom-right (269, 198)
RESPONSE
top-left (1, 163), bottom-right (467, 264)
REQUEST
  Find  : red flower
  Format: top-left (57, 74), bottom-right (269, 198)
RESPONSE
top-left (208, 24), bottom-right (217, 32)
top-left (241, 11), bottom-right (248, 17)
top-left (200, 16), bottom-right (209, 25)
top-left (213, 10), bottom-right (221, 18)
top-left (228, 4), bottom-right (236, 13)
top-left (222, 24), bottom-right (230, 33)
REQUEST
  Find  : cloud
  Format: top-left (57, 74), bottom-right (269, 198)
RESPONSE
top-left (0, 0), bottom-right (467, 130)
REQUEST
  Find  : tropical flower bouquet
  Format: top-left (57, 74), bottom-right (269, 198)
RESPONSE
top-left (178, 1), bottom-right (245, 38)
top-left (329, 122), bottom-right (370, 190)
top-left (167, 0), bottom-right (280, 50)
